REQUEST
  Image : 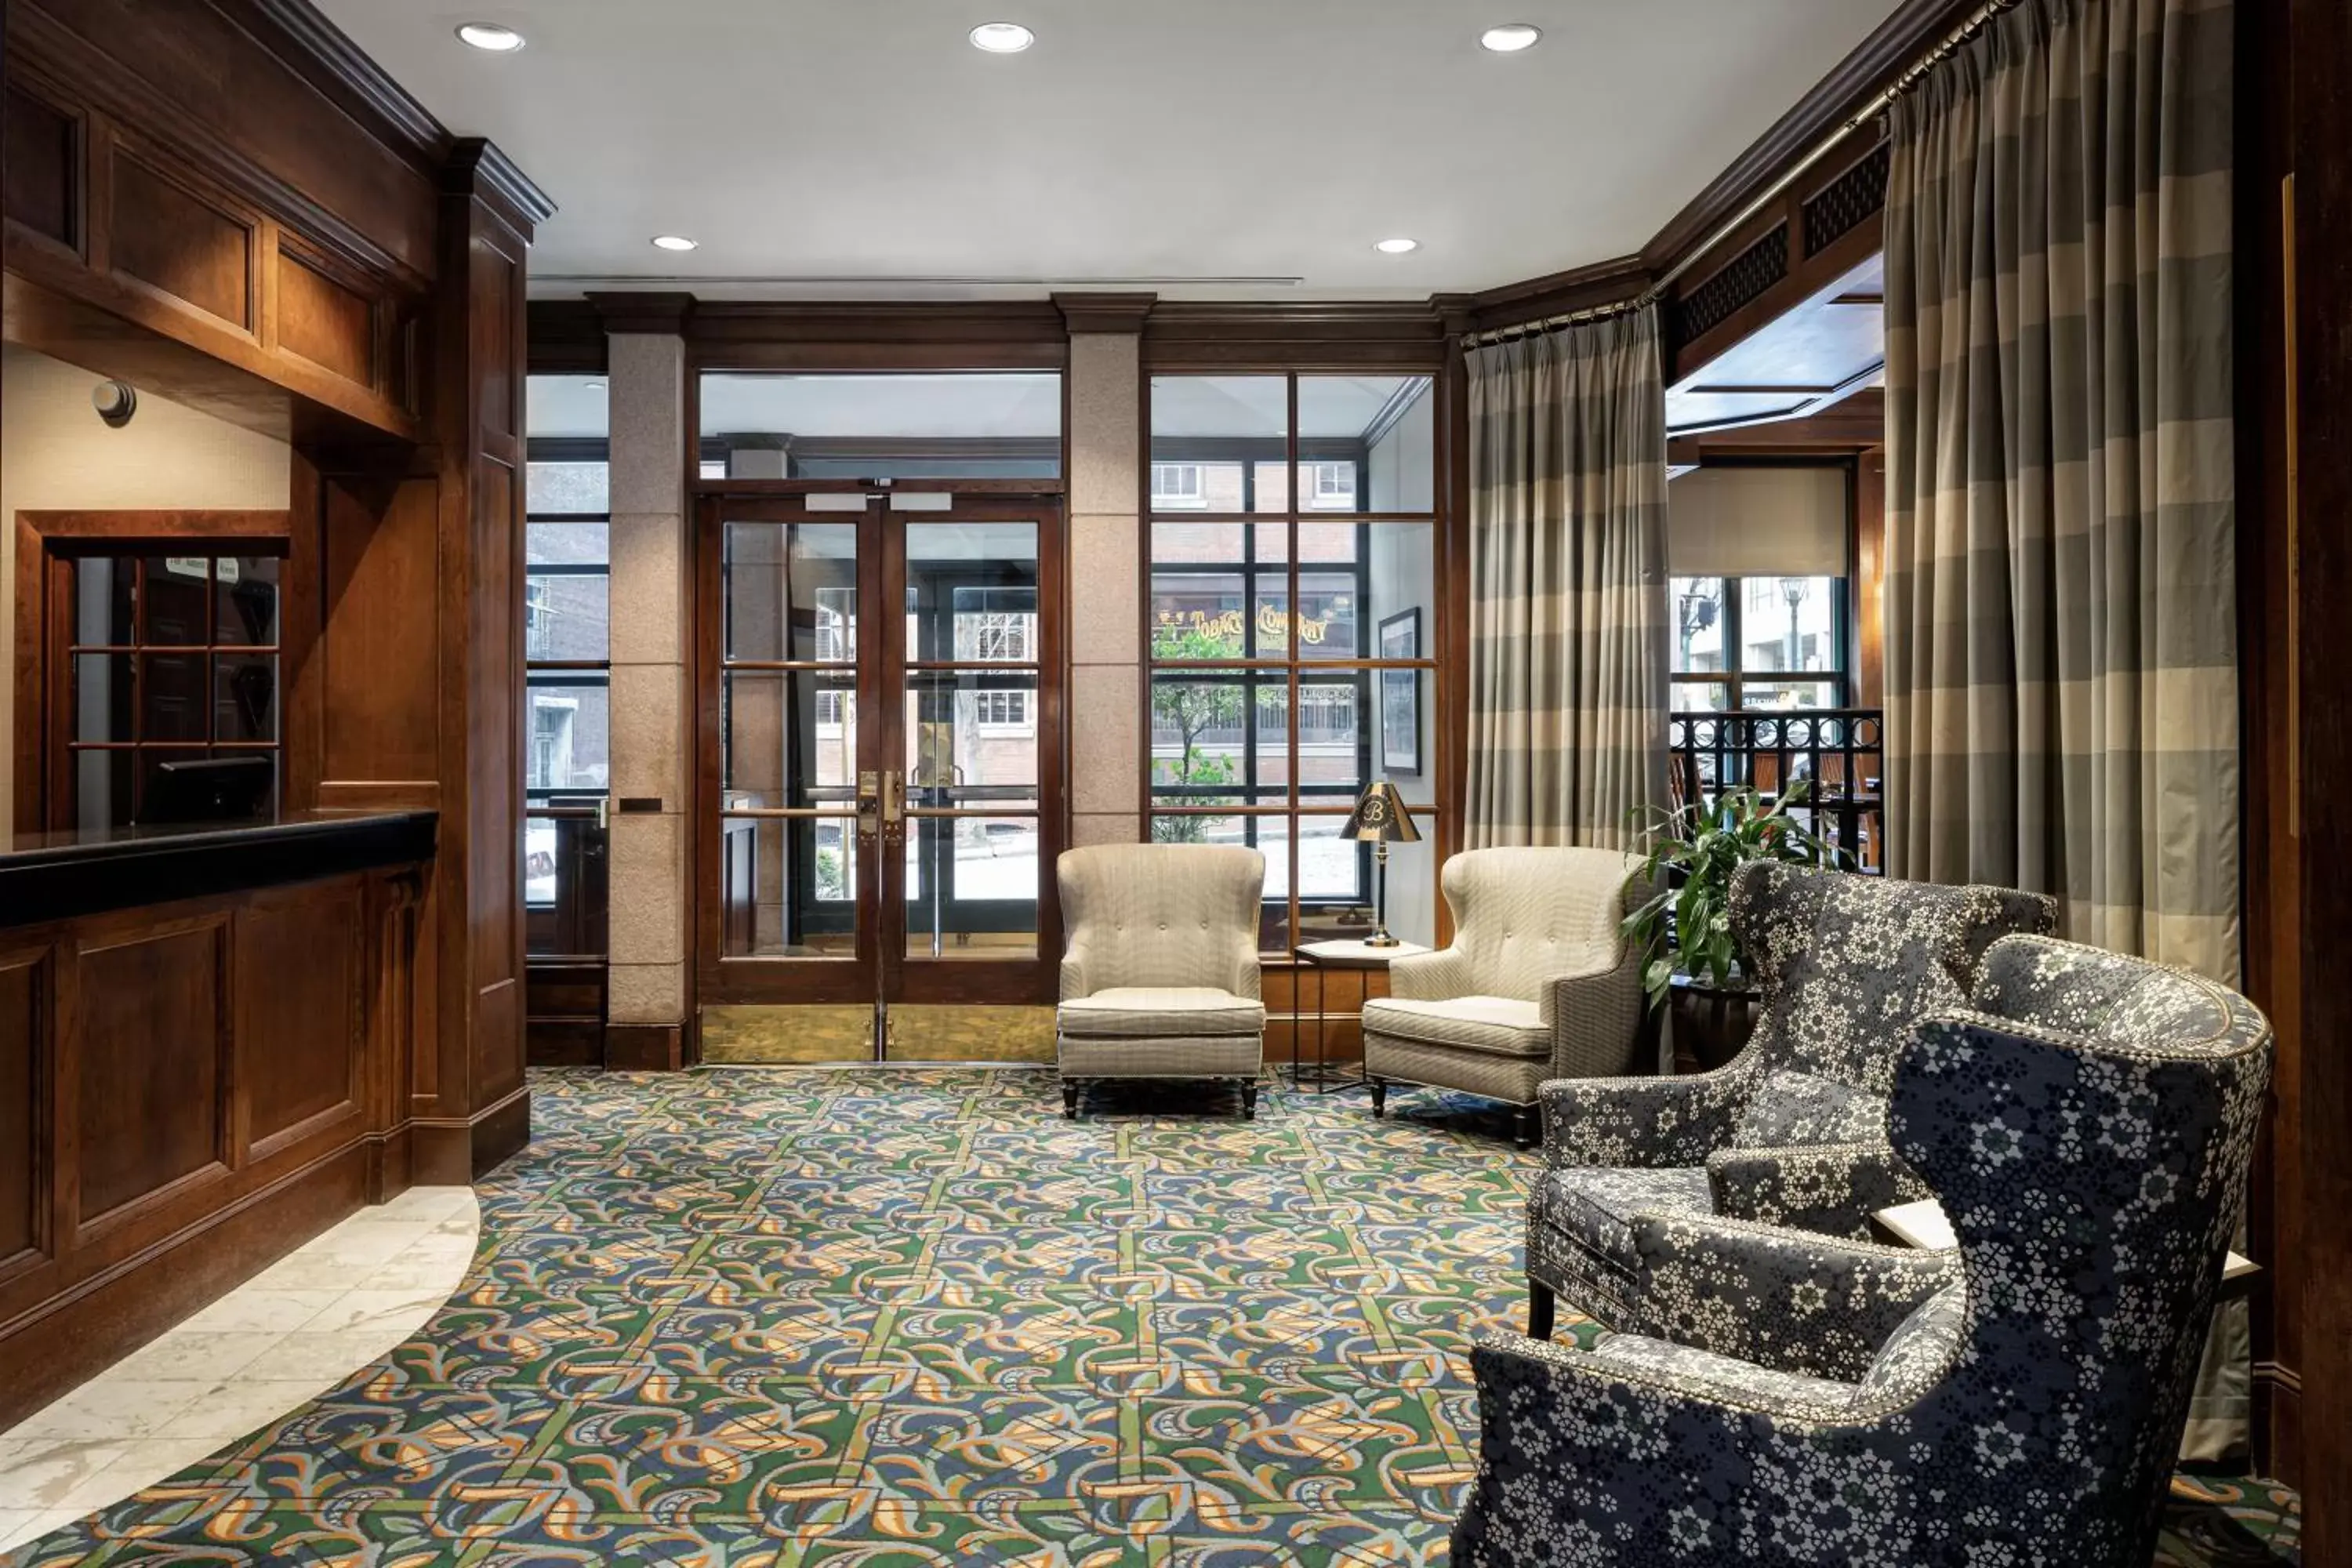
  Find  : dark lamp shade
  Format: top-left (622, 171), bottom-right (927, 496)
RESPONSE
top-left (1343, 781), bottom-right (1422, 843)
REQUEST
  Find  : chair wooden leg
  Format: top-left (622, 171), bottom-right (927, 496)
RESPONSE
top-left (1513, 1103), bottom-right (1540, 1149)
top-left (1369, 1079), bottom-right (1387, 1118)
top-left (1240, 1081), bottom-right (1258, 1120)
top-left (1527, 1281), bottom-right (1555, 1341)
top-left (1062, 1080), bottom-right (1080, 1120)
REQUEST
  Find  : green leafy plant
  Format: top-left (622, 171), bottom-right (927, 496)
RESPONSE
top-left (1621, 782), bottom-right (1835, 1010)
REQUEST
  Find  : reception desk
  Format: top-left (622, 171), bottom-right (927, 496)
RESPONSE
top-left (0, 811), bottom-right (437, 1428)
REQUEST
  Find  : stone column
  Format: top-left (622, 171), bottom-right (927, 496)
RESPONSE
top-left (593, 296), bottom-right (693, 1067)
top-left (1058, 296), bottom-right (1152, 848)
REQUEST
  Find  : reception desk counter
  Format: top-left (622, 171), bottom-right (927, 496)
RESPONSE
top-left (0, 811), bottom-right (439, 1428)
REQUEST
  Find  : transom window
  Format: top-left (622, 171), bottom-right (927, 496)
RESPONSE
top-left (1671, 573), bottom-right (1847, 711)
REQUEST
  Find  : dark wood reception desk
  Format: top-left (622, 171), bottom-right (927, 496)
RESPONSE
top-left (0, 811), bottom-right (437, 1428)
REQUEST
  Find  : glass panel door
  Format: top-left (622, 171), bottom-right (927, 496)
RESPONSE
top-left (699, 495), bottom-right (1063, 1058)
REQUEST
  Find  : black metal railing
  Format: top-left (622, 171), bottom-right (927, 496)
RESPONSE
top-left (1668, 708), bottom-right (1884, 873)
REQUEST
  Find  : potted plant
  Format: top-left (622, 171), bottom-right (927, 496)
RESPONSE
top-left (1621, 782), bottom-right (1835, 1071)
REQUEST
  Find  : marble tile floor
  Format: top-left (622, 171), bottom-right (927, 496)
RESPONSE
top-left (0, 1184), bottom-right (478, 1554)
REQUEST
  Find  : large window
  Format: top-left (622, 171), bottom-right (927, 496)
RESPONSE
top-left (524, 375), bottom-right (613, 926)
top-left (1147, 373), bottom-right (1440, 952)
top-left (1671, 573), bottom-right (1846, 711)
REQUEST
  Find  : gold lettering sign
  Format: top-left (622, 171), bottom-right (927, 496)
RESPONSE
top-left (1153, 603), bottom-right (1338, 644)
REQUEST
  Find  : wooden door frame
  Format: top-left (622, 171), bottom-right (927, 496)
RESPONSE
top-left (12, 510), bottom-right (296, 833)
top-left (691, 486), bottom-right (1066, 1018)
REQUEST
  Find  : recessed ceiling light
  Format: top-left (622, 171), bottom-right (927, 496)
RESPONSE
top-left (1374, 238), bottom-right (1421, 255)
top-left (969, 22), bottom-right (1035, 53)
top-left (1479, 24), bottom-right (1542, 52)
top-left (651, 234), bottom-right (699, 252)
top-left (456, 22), bottom-right (525, 53)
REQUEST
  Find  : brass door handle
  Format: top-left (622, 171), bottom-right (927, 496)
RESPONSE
top-left (856, 770), bottom-right (882, 843)
top-left (880, 770), bottom-right (906, 844)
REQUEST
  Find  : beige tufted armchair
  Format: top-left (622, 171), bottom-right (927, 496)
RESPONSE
top-left (1361, 847), bottom-right (1646, 1145)
top-left (1055, 844), bottom-right (1269, 1118)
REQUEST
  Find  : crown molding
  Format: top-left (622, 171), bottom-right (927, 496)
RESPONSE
top-left (1052, 292), bottom-right (1158, 333)
top-left (444, 138), bottom-right (558, 234)
top-left (211, 0), bottom-right (450, 173)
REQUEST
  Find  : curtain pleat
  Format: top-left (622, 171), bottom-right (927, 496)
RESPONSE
top-left (1465, 308), bottom-right (1669, 851)
top-left (1882, 0), bottom-right (2245, 1457)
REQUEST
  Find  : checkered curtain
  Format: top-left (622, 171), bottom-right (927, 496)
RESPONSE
top-left (1881, 0), bottom-right (2244, 1457)
top-left (1465, 308), bottom-right (1669, 851)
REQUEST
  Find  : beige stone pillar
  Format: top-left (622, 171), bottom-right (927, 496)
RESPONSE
top-left (601, 325), bottom-right (691, 1065)
top-left (1065, 328), bottom-right (1145, 847)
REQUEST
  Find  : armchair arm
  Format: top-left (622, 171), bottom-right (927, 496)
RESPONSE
top-left (1540, 948), bottom-right (1646, 1080)
top-left (1537, 1056), bottom-right (1759, 1169)
top-left (1058, 947), bottom-right (1091, 1002)
top-left (1452, 1329), bottom-right (1870, 1565)
top-left (1704, 1138), bottom-right (1934, 1242)
top-left (1385, 946), bottom-right (1471, 1002)
top-left (1624, 1211), bottom-right (1958, 1383)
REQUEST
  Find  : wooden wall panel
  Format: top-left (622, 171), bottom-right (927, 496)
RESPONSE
top-left (238, 887), bottom-right (361, 1150)
top-left (107, 151), bottom-right (252, 331)
top-left (2, 83), bottom-right (73, 249)
top-left (317, 474), bottom-right (441, 793)
top-left (0, 951), bottom-right (40, 1269)
top-left (73, 920), bottom-right (227, 1225)
top-left (276, 246), bottom-right (372, 386)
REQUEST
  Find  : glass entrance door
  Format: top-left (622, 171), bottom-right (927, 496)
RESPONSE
top-left (698, 493), bottom-right (1064, 1061)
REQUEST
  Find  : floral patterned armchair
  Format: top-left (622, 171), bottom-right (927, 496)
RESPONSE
top-left (1526, 862), bottom-right (2054, 1338)
top-left (1454, 935), bottom-right (2274, 1567)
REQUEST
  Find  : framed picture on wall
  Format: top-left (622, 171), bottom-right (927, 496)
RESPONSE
top-left (1377, 609), bottom-right (1421, 775)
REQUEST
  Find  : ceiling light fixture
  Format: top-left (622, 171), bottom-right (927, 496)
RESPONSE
top-left (969, 22), bottom-right (1036, 53)
top-left (456, 22), bottom-right (525, 53)
top-left (1479, 24), bottom-right (1542, 53)
top-left (1374, 238), bottom-right (1421, 255)
top-left (650, 234), bottom-right (699, 252)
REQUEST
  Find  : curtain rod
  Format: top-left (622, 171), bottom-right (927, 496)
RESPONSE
top-left (1465, 0), bottom-right (2022, 350)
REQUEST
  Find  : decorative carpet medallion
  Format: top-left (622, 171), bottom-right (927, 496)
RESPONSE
top-left (0, 1069), bottom-right (2299, 1566)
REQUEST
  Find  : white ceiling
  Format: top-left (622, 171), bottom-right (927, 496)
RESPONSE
top-left (318, 0), bottom-right (1901, 301)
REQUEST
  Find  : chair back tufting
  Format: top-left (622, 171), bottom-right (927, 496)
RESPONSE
top-left (1439, 848), bottom-right (1636, 1004)
top-left (1877, 935), bottom-right (2271, 1564)
top-left (1726, 861), bottom-right (2056, 1095)
top-left (1057, 844), bottom-right (1265, 1000)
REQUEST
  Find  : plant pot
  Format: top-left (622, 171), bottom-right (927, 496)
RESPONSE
top-left (1668, 974), bottom-right (1762, 1074)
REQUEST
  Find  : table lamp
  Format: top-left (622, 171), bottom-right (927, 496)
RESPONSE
top-left (1343, 780), bottom-right (1421, 948)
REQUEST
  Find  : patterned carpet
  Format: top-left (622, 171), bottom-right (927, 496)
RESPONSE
top-left (1, 1067), bottom-right (2303, 1565)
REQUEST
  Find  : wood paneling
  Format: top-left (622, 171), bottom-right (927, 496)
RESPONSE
top-left (314, 472), bottom-right (440, 791)
top-left (73, 920), bottom-right (227, 1225)
top-left (0, 859), bottom-right (425, 1431)
top-left (107, 151), bottom-right (252, 331)
top-left (2, 83), bottom-right (74, 249)
top-left (0, 951), bottom-right (40, 1270)
top-left (275, 245), bottom-right (372, 385)
top-left (238, 886), bottom-right (361, 1149)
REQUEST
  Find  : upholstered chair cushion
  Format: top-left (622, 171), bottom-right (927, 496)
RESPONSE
top-left (1354, 996), bottom-right (1548, 1058)
top-left (1853, 1279), bottom-right (1967, 1406)
top-left (1524, 1166), bottom-right (1715, 1325)
top-left (1056, 987), bottom-right (1267, 1039)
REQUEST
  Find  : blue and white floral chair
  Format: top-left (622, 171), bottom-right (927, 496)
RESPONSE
top-left (1525, 861), bottom-right (2053, 1338)
top-left (1453, 935), bottom-right (2273, 1567)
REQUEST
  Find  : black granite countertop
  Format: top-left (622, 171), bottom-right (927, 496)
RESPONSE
top-left (0, 809), bottom-right (437, 927)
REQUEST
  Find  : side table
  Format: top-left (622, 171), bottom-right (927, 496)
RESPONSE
top-left (1290, 938), bottom-right (1432, 1092)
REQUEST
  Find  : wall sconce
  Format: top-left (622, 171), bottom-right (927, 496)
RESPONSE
top-left (92, 379), bottom-right (138, 428)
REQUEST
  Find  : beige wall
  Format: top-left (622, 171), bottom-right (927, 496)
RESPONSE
top-left (0, 344), bottom-right (292, 824)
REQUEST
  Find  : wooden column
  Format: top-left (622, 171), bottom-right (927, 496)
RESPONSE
top-left (416, 140), bottom-right (550, 1179)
